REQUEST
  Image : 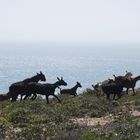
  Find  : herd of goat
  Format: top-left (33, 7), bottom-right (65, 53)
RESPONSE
top-left (0, 71), bottom-right (140, 103)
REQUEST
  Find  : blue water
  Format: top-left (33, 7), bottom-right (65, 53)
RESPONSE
top-left (0, 45), bottom-right (140, 93)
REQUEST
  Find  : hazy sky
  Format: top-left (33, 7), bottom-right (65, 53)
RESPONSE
top-left (0, 0), bottom-right (140, 44)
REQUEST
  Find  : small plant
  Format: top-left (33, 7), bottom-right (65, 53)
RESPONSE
top-left (113, 112), bottom-right (140, 139)
top-left (0, 117), bottom-right (10, 140)
top-left (8, 108), bottom-right (32, 127)
top-left (0, 89), bottom-right (140, 139)
top-left (80, 132), bottom-right (113, 140)
top-left (15, 124), bottom-right (46, 140)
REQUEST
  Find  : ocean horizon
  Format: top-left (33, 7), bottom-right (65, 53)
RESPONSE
top-left (0, 44), bottom-right (140, 93)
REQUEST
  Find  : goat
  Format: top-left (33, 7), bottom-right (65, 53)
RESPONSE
top-left (92, 79), bottom-right (114, 96)
top-left (8, 71), bottom-right (46, 102)
top-left (113, 71), bottom-right (133, 82)
top-left (93, 82), bottom-right (123, 100)
top-left (0, 93), bottom-right (11, 101)
top-left (60, 82), bottom-right (82, 96)
top-left (23, 77), bottom-right (67, 103)
top-left (114, 75), bottom-right (140, 95)
top-left (97, 79), bottom-right (114, 85)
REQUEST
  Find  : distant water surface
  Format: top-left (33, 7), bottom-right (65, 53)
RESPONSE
top-left (0, 45), bottom-right (140, 93)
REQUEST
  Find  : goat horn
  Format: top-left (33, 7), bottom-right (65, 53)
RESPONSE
top-left (113, 75), bottom-right (116, 78)
top-left (57, 77), bottom-right (60, 80)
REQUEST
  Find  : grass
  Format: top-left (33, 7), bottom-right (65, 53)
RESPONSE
top-left (1, 89), bottom-right (140, 139)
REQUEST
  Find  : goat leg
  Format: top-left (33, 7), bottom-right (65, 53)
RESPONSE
top-left (74, 92), bottom-right (77, 96)
top-left (53, 94), bottom-right (61, 103)
top-left (20, 91), bottom-right (27, 101)
top-left (11, 95), bottom-right (18, 102)
top-left (20, 94), bottom-right (23, 101)
top-left (23, 94), bottom-right (31, 100)
top-left (31, 93), bottom-right (37, 100)
top-left (113, 93), bottom-right (116, 100)
top-left (117, 93), bottom-right (122, 99)
top-left (46, 95), bottom-right (49, 104)
top-left (106, 93), bottom-right (110, 100)
top-left (132, 88), bottom-right (136, 96)
top-left (126, 88), bottom-right (129, 94)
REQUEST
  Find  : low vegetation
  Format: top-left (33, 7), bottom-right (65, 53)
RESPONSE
top-left (1, 89), bottom-right (140, 140)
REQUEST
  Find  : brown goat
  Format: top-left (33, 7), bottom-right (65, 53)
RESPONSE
top-left (0, 93), bottom-right (11, 101)
top-left (114, 75), bottom-right (140, 95)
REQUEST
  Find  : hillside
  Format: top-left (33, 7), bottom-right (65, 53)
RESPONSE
top-left (1, 89), bottom-right (140, 140)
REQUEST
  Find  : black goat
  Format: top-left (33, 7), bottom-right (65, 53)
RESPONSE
top-left (23, 77), bottom-right (67, 103)
top-left (8, 71), bottom-right (46, 102)
top-left (60, 82), bottom-right (82, 96)
top-left (93, 83), bottom-right (123, 100)
top-left (92, 79), bottom-right (114, 96)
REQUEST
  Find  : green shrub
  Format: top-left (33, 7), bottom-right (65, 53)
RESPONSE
top-left (1, 89), bottom-right (140, 139)
top-left (15, 124), bottom-right (46, 140)
top-left (25, 98), bottom-right (47, 115)
top-left (0, 117), bottom-right (10, 140)
top-left (113, 112), bottom-right (140, 139)
top-left (80, 132), bottom-right (113, 140)
top-left (8, 108), bottom-right (32, 127)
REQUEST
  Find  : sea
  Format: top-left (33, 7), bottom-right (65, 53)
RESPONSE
top-left (0, 43), bottom-right (140, 94)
